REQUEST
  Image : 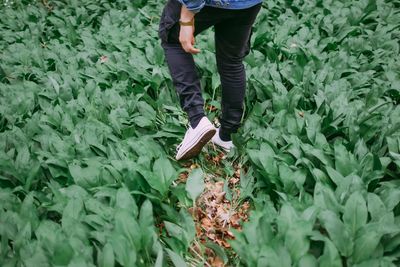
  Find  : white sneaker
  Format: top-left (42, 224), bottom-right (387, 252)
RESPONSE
top-left (211, 128), bottom-right (234, 152)
top-left (175, 117), bottom-right (216, 160)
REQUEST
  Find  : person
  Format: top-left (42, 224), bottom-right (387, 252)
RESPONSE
top-left (159, 0), bottom-right (262, 160)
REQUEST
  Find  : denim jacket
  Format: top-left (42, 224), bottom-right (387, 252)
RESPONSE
top-left (177, 0), bottom-right (263, 13)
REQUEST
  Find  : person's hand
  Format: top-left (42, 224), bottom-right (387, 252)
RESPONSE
top-left (179, 24), bottom-right (200, 54)
top-left (179, 5), bottom-right (200, 54)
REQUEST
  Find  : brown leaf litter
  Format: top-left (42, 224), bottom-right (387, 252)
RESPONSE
top-left (187, 163), bottom-right (251, 266)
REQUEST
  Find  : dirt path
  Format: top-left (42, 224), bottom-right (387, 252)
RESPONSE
top-left (178, 148), bottom-right (251, 266)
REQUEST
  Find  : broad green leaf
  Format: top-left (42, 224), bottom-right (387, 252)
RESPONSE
top-left (313, 183), bottom-right (342, 214)
top-left (352, 224), bottom-right (383, 263)
top-left (98, 243), bottom-right (114, 267)
top-left (247, 142), bottom-right (278, 178)
top-left (85, 198), bottom-right (114, 220)
top-left (325, 166), bottom-right (344, 186)
top-left (115, 187), bottom-right (138, 217)
top-left (61, 198), bottom-right (85, 237)
top-left (353, 258), bottom-right (398, 267)
top-left (343, 191), bottom-right (367, 235)
top-left (301, 144), bottom-right (333, 167)
top-left (133, 116), bottom-right (153, 128)
top-left (379, 185), bottom-right (400, 211)
top-left (253, 245), bottom-right (292, 267)
top-left (305, 113), bottom-right (321, 144)
top-left (166, 249), bottom-right (187, 267)
top-left (185, 168), bottom-right (205, 202)
top-left (111, 234), bottom-right (136, 267)
top-left (257, 246), bottom-right (283, 267)
top-left (334, 174), bottom-right (364, 204)
top-left (277, 203), bottom-right (299, 233)
top-left (367, 193), bottom-right (386, 222)
top-left (20, 193), bottom-right (39, 229)
top-left (284, 221), bottom-right (311, 262)
top-left (139, 199), bottom-right (154, 249)
top-left (22, 245), bottom-right (50, 267)
top-left (278, 163), bottom-right (296, 192)
top-left (377, 213), bottom-right (400, 235)
top-left (334, 142), bottom-right (358, 176)
top-left (68, 158), bottom-right (102, 189)
top-left (240, 212), bottom-right (271, 247)
top-left (13, 222), bottom-right (31, 252)
top-left (154, 248), bottom-right (164, 267)
top-left (146, 157), bottom-right (176, 196)
top-left (164, 221), bottom-right (191, 248)
top-left (298, 254), bottom-right (317, 267)
top-left (138, 157), bottom-right (177, 196)
top-left (301, 206), bottom-right (318, 224)
top-left (312, 168), bottom-right (330, 184)
top-left (114, 210), bottom-right (141, 250)
top-left (383, 232), bottom-right (400, 253)
top-left (35, 220), bottom-right (61, 247)
top-left (319, 210), bottom-right (353, 257)
top-left (178, 210), bottom-right (196, 245)
top-left (52, 241), bottom-right (74, 266)
top-left (318, 238), bottom-right (342, 267)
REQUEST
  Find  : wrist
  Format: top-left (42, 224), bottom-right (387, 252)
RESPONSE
top-left (180, 5), bottom-right (195, 23)
top-left (179, 18), bottom-right (194, 27)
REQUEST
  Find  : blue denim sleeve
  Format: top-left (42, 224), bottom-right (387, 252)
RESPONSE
top-left (176, 0), bottom-right (206, 14)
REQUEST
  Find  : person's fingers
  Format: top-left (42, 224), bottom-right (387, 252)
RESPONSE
top-left (183, 40), bottom-right (198, 53)
top-left (189, 45), bottom-right (200, 54)
top-left (179, 26), bottom-right (200, 54)
top-left (180, 38), bottom-right (199, 54)
top-left (189, 48), bottom-right (200, 54)
top-left (182, 42), bottom-right (200, 54)
top-left (190, 36), bottom-right (200, 53)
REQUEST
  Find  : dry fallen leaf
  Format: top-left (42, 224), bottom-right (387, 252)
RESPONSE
top-left (229, 177), bottom-right (239, 185)
top-left (177, 171), bottom-right (189, 183)
top-left (100, 55), bottom-right (108, 63)
top-left (210, 256), bottom-right (225, 267)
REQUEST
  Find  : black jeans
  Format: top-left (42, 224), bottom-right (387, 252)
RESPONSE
top-left (159, 0), bottom-right (261, 136)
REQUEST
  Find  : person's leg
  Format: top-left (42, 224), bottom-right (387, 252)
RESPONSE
top-left (159, 1), bottom-right (215, 128)
top-left (214, 4), bottom-right (262, 141)
top-left (159, 2), bottom-right (222, 160)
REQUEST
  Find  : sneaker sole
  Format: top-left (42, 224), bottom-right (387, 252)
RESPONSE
top-left (178, 128), bottom-right (216, 160)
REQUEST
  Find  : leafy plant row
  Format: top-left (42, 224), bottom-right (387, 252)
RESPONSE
top-left (0, 0), bottom-right (197, 266)
top-left (229, 0), bottom-right (400, 266)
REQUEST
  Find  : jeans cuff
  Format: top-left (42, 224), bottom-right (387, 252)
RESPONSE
top-left (186, 105), bottom-right (205, 120)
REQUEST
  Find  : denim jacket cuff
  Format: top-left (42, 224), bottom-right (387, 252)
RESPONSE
top-left (177, 0), bottom-right (206, 14)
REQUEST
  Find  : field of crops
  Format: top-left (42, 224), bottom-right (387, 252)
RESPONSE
top-left (1, 0), bottom-right (400, 266)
